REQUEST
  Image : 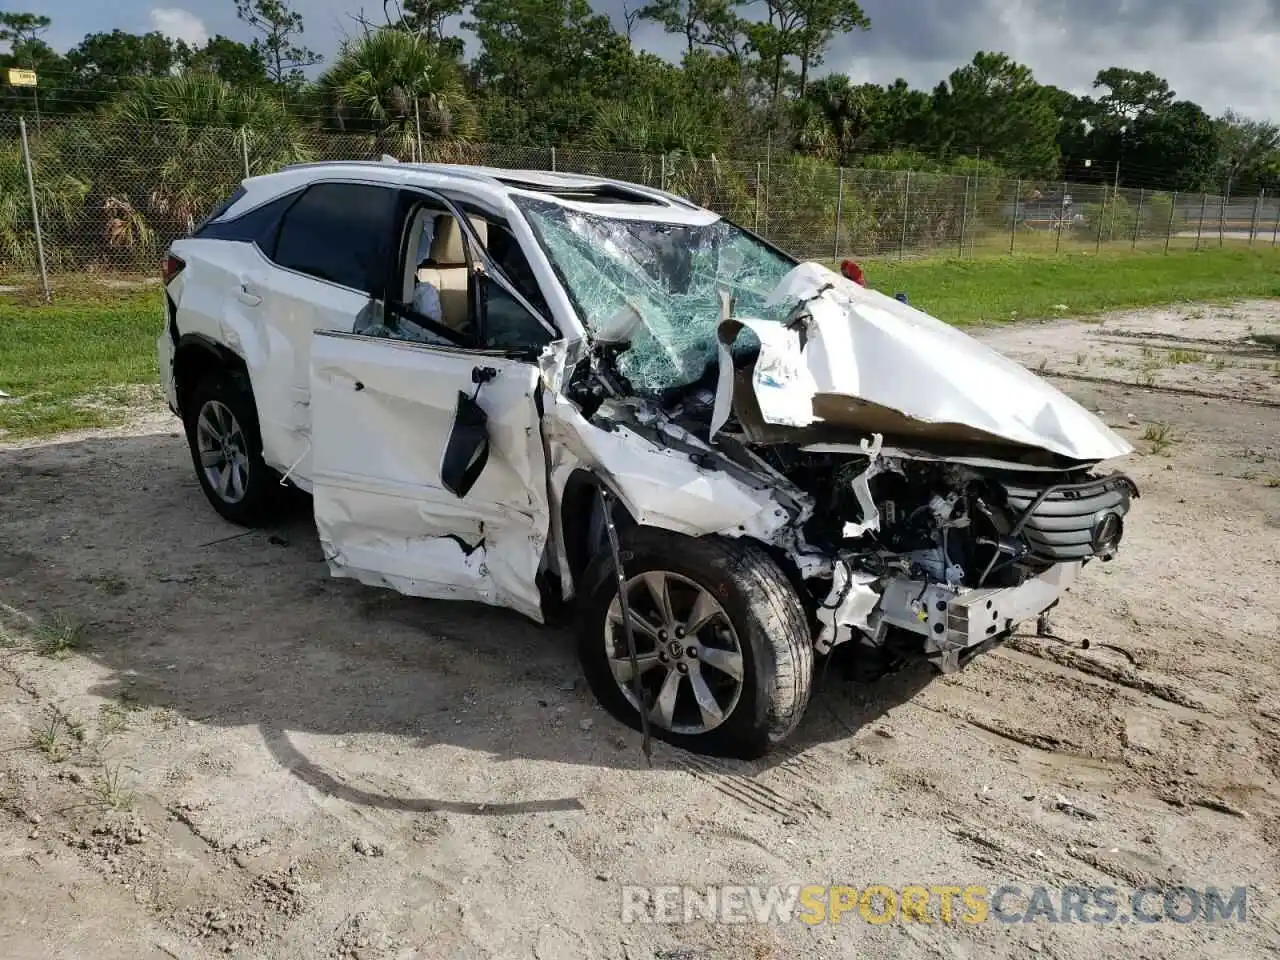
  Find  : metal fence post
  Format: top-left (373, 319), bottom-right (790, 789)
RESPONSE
top-left (1009, 179), bottom-right (1020, 254)
top-left (900, 170), bottom-right (911, 260)
top-left (660, 153), bottom-right (667, 191)
top-left (763, 155), bottom-right (771, 238)
top-left (1195, 192), bottom-right (1207, 250)
top-left (241, 127), bottom-right (251, 178)
top-left (1219, 188), bottom-right (1228, 247)
top-left (414, 99), bottom-right (423, 162)
top-left (549, 147), bottom-right (557, 172)
top-left (833, 166), bottom-right (844, 259)
top-left (754, 161), bottom-right (762, 233)
top-left (959, 176), bottom-right (970, 257)
top-left (1095, 187), bottom-right (1105, 254)
top-left (1165, 191), bottom-right (1177, 254)
top-left (19, 118), bottom-right (50, 302)
top-left (1132, 188), bottom-right (1144, 250)
top-left (1250, 189), bottom-right (1263, 244)
top-left (1056, 181), bottom-right (1067, 253)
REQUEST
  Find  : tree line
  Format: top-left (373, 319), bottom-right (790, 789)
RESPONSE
top-left (2, 0), bottom-right (1278, 195)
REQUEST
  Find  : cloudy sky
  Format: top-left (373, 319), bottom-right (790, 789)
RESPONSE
top-left (22, 0), bottom-right (1280, 119)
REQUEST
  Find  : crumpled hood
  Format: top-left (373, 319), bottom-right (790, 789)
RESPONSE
top-left (710, 262), bottom-right (1132, 463)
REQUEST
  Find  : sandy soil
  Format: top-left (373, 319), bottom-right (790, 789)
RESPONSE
top-left (2, 301), bottom-right (1279, 960)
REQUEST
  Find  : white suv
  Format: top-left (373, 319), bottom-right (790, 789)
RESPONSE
top-left (159, 160), bottom-right (1137, 757)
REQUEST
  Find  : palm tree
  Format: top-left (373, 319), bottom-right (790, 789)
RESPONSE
top-left (0, 128), bottom-right (89, 272)
top-left (590, 97), bottom-right (721, 157)
top-left (98, 73), bottom-right (309, 263)
top-left (793, 75), bottom-right (872, 163)
top-left (318, 28), bottom-right (476, 158)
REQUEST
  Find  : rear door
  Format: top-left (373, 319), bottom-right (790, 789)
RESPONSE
top-left (249, 181), bottom-right (399, 482)
top-left (309, 188), bottom-right (560, 622)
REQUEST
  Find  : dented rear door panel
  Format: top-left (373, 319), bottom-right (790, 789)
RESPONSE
top-left (309, 331), bottom-right (550, 621)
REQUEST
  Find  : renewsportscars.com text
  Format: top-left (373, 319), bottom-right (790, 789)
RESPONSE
top-left (620, 884), bottom-right (1249, 926)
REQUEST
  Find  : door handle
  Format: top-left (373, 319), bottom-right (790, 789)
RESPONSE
top-left (237, 283), bottom-right (262, 307)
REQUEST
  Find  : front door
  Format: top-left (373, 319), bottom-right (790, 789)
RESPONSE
top-left (309, 332), bottom-right (551, 621)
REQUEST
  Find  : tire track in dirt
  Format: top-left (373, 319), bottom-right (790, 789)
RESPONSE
top-left (670, 749), bottom-right (828, 822)
top-left (1093, 328), bottom-right (1279, 352)
top-left (1038, 371), bottom-right (1280, 407)
top-left (1004, 635), bottom-right (1210, 712)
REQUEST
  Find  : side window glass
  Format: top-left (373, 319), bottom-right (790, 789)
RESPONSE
top-left (457, 209), bottom-right (551, 319)
top-left (194, 191), bottom-right (298, 256)
top-left (484, 221), bottom-right (551, 318)
top-left (480, 275), bottom-right (553, 353)
top-left (274, 183), bottom-right (397, 294)
top-left (193, 186), bottom-right (247, 234)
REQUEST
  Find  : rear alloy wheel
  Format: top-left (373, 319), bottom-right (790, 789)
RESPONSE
top-left (195, 400), bottom-right (251, 505)
top-left (185, 371), bottom-right (280, 527)
top-left (579, 527), bottom-right (813, 758)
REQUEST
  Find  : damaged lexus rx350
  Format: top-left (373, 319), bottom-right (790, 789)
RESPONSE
top-left (159, 161), bottom-right (1138, 758)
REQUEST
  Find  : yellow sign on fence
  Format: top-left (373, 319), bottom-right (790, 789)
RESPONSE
top-left (8, 68), bottom-right (38, 87)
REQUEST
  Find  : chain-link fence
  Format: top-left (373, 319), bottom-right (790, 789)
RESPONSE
top-left (5, 114), bottom-right (1280, 297)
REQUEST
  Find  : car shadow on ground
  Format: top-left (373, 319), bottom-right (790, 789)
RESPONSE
top-left (1, 431), bottom-right (937, 815)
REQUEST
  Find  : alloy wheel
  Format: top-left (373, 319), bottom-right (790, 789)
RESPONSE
top-left (195, 400), bottom-right (250, 504)
top-left (605, 570), bottom-right (745, 735)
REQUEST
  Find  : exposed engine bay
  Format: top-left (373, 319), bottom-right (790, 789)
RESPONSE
top-left (758, 444), bottom-right (1137, 669)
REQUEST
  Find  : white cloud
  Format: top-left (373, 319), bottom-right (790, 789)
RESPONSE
top-left (149, 8), bottom-right (210, 48)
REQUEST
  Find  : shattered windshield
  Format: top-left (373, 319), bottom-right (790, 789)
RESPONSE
top-left (515, 197), bottom-right (796, 394)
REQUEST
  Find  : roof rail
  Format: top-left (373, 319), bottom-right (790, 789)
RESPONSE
top-left (280, 159), bottom-right (393, 172)
top-left (271, 158), bottom-right (697, 208)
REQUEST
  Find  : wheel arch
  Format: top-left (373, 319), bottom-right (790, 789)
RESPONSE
top-left (557, 467), bottom-right (813, 620)
top-left (558, 468), bottom-right (634, 593)
top-left (173, 334), bottom-right (250, 420)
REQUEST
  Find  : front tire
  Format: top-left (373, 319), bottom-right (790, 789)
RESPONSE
top-left (578, 528), bottom-right (813, 759)
top-left (184, 370), bottom-right (280, 527)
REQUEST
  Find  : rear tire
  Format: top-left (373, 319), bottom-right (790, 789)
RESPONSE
top-left (578, 527), bottom-right (813, 759)
top-left (184, 370), bottom-right (280, 528)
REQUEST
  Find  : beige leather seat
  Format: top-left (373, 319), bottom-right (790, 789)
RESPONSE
top-left (415, 215), bottom-right (488, 335)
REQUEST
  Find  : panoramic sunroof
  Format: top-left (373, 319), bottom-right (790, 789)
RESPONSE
top-left (498, 179), bottom-right (666, 205)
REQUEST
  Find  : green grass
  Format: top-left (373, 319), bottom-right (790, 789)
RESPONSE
top-left (857, 248), bottom-right (1280, 326)
top-left (1141, 422), bottom-right (1178, 455)
top-left (33, 615), bottom-right (86, 659)
top-left (0, 285), bottom-right (162, 438)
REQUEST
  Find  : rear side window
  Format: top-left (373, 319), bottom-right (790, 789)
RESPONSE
top-left (193, 187), bottom-right (247, 234)
top-left (195, 191), bottom-right (300, 257)
top-left (274, 182), bottom-right (397, 294)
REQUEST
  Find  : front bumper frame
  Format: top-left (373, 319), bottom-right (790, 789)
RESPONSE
top-left (872, 562), bottom-right (1081, 673)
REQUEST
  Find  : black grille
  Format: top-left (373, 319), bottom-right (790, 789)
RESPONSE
top-left (1000, 472), bottom-right (1137, 562)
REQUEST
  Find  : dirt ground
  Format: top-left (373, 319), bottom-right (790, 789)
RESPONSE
top-left (2, 301), bottom-right (1279, 960)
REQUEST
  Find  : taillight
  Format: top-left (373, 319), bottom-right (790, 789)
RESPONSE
top-left (839, 259), bottom-right (866, 286)
top-left (162, 254), bottom-right (186, 286)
